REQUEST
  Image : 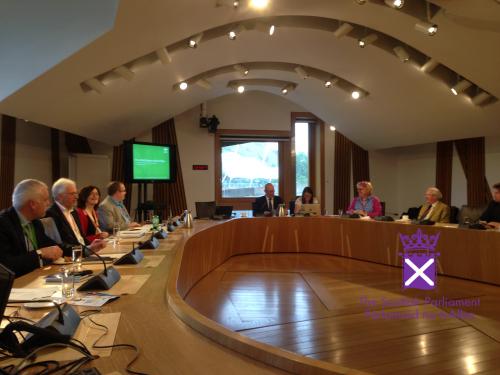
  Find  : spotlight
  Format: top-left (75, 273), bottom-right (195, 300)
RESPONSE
top-left (281, 84), bottom-right (294, 95)
top-left (179, 82), bottom-right (188, 90)
top-left (233, 64), bottom-right (249, 77)
top-left (351, 90), bottom-right (361, 99)
top-left (237, 85), bottom-right (245, 94)
top-left (358, 33), bottom-right (378, 48)
top-left (188, 33), bottom-right (203, 48)
top-left (385, 0), bottom-right (404, 9)
top-left (471, 91), bottom-right (490, 106)
top-left (420, 58), bottom-right (439, 73)
top-left (324, 77), bottom-right (338, 88)
top-left (281, 88), bottom-right (288, 95)
top-left (415, 22), bottom-right (438, 36)
top-left (228, 31), bottom-right (237, 40)
top-left (233, 1), bottom-right (239, 8)
top-left (228, 24), bottom-right (245, 40)
top-left (333, 23), bottom-right (353, 38)
top-left (451, 80), bottom-right (471, 96)
top-left (269, 25), bottom-right (275, 36)
top-left (294, 66), bottom-right (309, 80)
top-left (250, 0), bottom-right (269, 9)
top-left (329, 125), bottom-right (336, 131)
top-left (393, 46), bottom-right (410, 62)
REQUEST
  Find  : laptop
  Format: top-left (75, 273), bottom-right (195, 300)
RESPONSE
top-left (299, 203), bottom-right (321, 216)
top-left (213, 206), bottom-right (233, 220)
top-left (0, 264), bottom-right (15, 321)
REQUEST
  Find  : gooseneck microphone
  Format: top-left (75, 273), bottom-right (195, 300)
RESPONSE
top-left (77, 244), bottom-right (121, 291)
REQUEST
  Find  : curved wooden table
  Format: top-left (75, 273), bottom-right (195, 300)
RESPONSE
top-left (167, 217), bottom-right (500, 374)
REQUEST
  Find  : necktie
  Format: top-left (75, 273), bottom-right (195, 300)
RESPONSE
top-left (23, 223), bottom-right (38, 251)
top-left (420, 205), bottom-right (432, 220)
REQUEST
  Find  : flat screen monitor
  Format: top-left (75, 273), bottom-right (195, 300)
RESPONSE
top-left (0, 264), bottom-right (15, 319)
top-left (125, 142), bottom-right (175, 183)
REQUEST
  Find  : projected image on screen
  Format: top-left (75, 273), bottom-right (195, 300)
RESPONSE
top-left (133, 144), bottom-right (171, 180)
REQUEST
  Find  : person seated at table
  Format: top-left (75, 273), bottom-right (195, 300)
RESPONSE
top-left (76, 185), bottom-right (109, 243)
top-left (98, 181), bottom-right (140, 232)
top-left (253, 183), bottom-right (283, 217)
top-left (480, 182), bottom-right (500, 229)
top-left (294, 186), bottom-right (319, 214)
top-left (347, 181), bottom-right (382, 218)
top-left (0, 179), bottom-right (63, 277)
top-left (417, 187), bottom-right (450, 223)
top-left (46, 178), bottom-right (107, 253)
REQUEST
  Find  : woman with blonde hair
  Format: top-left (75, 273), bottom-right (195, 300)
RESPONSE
top-left (347, 181), bottom-right (382, 218)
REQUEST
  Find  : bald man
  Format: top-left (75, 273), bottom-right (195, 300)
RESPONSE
top-left (253, 183), bottom-right (283, 217)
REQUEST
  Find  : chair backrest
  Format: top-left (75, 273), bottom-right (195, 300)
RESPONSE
top-left (289, 200), bottom-right (296, 215)
top-left (380, 201), bottom-right (386, 216)
top-left (406, 206), bottom-right (421, 220)
top-left (458, 205), bottom-right (487, 224)
top-left (40, 217), bottom-right (62, 243)
top-left (195, 201), bottom-right (216, 219)
top-left (449, 206), bottom-right (460, 224)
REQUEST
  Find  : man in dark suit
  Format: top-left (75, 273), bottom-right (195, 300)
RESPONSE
top-left (0, 179), bottom-right (63, 277)
top-left (46, 178), bottom-right (106, 253)
top-left (253, 183), bottom-right (283, 217)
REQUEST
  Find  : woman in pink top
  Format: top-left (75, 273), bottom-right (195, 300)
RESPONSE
top-left (347, 181), bottom-right (382, 218)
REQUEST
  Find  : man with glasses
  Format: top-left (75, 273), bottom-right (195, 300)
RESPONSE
top-left (253, 183), bottom-right (283, 217)
top-left (98, 181), bottom-right (140, 232)
top-left (45, 178), bottom-right (106, 253)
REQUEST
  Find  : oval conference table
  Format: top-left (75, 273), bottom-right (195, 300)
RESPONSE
top-left (12, 217), bottom-right (500, 374)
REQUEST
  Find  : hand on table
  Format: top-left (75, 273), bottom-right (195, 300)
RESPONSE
top-left (89, 239), bottom-right (107, 253)
top-left (39, 246), bottom-right (63, 261)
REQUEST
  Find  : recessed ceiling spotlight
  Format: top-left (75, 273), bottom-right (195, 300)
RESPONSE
top-left (329, 125), bottom-right (336, 131)
top-left (325, 80), bottom-right (332, 88)
top-left (237, 85), bottom-right (245, 94)
top-left (233, 64), bottom-right (249, 76)
top-left (351, 90), bottom-right (361, 99)
top-left (281, 87), bottom-right (288, 95)
top-left (324, 77), bottom-right (338, 88)
top-left (233, 1), bottom-right (239, 8)
top-left (415, 21), bottom-right (438, 36)
top-left (358, 33), bottom-right (378, 48)
top-left (188, 33), bottom-right (203, 48)
top-left (385, 0), bottom-right (404, 9)
top-left (269, 25), bottom-right (275, 36)
top-left (179, 82), bottom-right (188, 90)
top-left (451, 80), bottom-right (471, 96)
top-left (228, 31), bottom-right (237, 40)
top-left (393, 46), bottom-right (410, 62)
top-left (250, 0), bottom-right (269, 9)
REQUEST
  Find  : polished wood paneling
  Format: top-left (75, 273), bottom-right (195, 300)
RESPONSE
top-left (436, 140), bottom-right (453, 206)
top-left (333, 132), bottom-right (351, 213)
top-left (0, 114), bottom-right (16, 210)
top-left (186, 253), bottom-right (500, 374)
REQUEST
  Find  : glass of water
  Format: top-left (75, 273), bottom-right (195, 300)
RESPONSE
top-left (338, 209), bottom-right (344, 217)
top-left (61, 266), bottom-right (75, 300)
top-left (71, 245), bottom-right (83, 272)
top-left (113, 222), bottom-right (121, 245)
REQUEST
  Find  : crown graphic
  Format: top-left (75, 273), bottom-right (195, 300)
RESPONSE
top-left (399, 229), bottom-right (440, 253)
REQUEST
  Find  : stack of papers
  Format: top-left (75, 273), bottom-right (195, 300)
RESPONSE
top-left (9, 288), bottom-right (59, 302)
top-left (119, 228), bottom-right (148, 238)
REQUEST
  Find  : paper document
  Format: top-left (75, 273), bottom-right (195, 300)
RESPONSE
top-left (9, 287), bottom-right (59, 302)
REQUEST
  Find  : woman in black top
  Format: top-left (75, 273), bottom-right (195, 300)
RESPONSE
top-left (480, 182), bottom-right (500, 229)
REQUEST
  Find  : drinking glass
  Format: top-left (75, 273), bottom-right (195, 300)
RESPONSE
top-left (71, 245), bottom-right (83, 272)
top-left (338, 209), bottom-right (344, 217)
top-left (61, 266), bottom-right (75, 300)
top-left (113, 223), bottom-right (121, 245)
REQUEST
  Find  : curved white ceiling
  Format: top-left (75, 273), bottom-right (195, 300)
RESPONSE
top-left (0, 0), bottom-right (499, 150)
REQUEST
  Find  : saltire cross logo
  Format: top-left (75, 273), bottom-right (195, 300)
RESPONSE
top-left (399, 229), bottom-right (440, 290)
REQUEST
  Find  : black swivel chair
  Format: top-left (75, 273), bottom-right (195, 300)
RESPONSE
top-left (289, 200), bottom-right (296, 215)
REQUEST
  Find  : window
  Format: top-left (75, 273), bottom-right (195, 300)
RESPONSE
top-left (221, 140), bottom-right (279, 198)
top-left (294, 122), bottom-right (309, 196)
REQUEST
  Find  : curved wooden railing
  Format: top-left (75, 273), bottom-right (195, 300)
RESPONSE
top-left (167, 217), bottom-right (500, 374)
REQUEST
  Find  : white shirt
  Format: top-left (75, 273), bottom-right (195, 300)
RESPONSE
top-left (56, 201), bottom-right (85, 244)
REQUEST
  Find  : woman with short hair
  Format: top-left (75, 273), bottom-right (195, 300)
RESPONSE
top-left (347, 181), bottom-right (382, 218)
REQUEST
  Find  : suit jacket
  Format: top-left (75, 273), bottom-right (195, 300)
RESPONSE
top-left (45, 203), bottom-right (88, 248)
top-left (97, 196), bottom-right (131, 232)
top-left (253, 195), bottom-right (284, 216)
top-left (0, 207), bottom-right (56, 277)
top-left (418, 201), bottom-right (450, 223)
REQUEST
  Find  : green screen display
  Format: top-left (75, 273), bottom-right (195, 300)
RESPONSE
top-left (132, 144), bottom-right (171, 180)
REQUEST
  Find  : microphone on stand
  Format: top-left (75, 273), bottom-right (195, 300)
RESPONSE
top-left (114, 242), bottom-right (144, 265)
top-left (77, 244), bottom-right (121, 291)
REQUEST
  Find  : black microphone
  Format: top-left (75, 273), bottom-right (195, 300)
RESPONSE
top-left (77, 243), bottom-right (121, 291)
top-left (114, 242), bottom-right (144, 265)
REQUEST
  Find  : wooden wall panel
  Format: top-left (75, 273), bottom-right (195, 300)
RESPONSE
top-left (333, 132), bottom-right (351, 213)
top-left (435, 141), bottom-right (453, 205)
top-left (0, 115), bottom-right (16, 210)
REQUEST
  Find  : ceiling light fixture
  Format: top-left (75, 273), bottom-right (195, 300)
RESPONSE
top-left (188, 33), bottom-right (203, 48)
top-left (269, 25), bottom-right (275, 36)
top-left (333, 22), bottom-right (353, 38)
top-left (179, 82), bottom-right (188, 90)
top-left (451, 80), bottom-right (471, 96)
top-left (281, 84), bottom-right (295, 95)
top-left (294, 66), bottom-right (309, 80)
top-left (420, 58), bottom-right (439, 73)
top-left (415, 21), bottom-right (438, 36)
top-left (351, 90), bottom-right (361, 99)
top-left (233, 1), bottom-right (239, 8)
top-left (358, 33), bottom-right (378, 48)
top-left (237, 85), bottom-right (245, 93)
top-left (324, 77), bottom-right (339, 88)
top-left (329, 125), bottom-right (336, 131)
top-left (156, 47), bottom-right (172, 64)
top-left (233, 64), bottom-right (249, 77)
top-left (228, 31), bottom-right (237, 40)
top-left (249, 0), bottom-right (269, 9)
top-left (385, 0), bottom-right (404, 9)
top-left (471, 91), bottom-right (490, 106)
top-left (393, 46), bottom-right (410, 62)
